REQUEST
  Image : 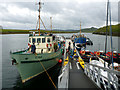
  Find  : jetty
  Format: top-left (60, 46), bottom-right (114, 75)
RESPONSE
top-left (58, 38), bottom-right (120, 89)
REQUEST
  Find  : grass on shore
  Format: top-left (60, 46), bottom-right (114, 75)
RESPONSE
top-left (0, 29), bottom-right (78, 34)
top-left (93, 24), bottom-right (120, 33)
top-left (93, 24), bottom-right (120, 36)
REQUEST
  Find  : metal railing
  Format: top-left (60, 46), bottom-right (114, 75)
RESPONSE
top-left (58, 39), bottom-right (69, 89)
top-left (84, 62), bottom-right (120, 90)
top-left (58, 63), bottom-right (69, 89)
top-left (10, 48), bottom-right (28, 53)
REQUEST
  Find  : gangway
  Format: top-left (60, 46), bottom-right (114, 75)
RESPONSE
top-left (69, 59), bottom-right (99, 89)
top-left (58, 39), bottom-right (100, 89)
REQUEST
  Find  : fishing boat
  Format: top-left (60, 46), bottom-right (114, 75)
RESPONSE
top-left (10, 2), bottom-right (63, 83)
top-left (72, 22), bottom-right (86, 51)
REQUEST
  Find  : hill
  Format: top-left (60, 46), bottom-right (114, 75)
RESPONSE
top-left (93, 24), bottom-right (120, 36)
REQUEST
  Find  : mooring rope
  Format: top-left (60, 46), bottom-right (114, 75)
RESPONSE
top-left (39, 61), bottom-right (57, 89)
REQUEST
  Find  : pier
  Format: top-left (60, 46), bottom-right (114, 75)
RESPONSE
top-left (58, 38), bottom-right (120, 89)
top-left (69, 59), bottom-right (98, 88)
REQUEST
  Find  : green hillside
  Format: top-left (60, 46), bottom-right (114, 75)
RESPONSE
top-left (81, 27), bottom-right (97, 32)
top-left (0, 29), bottom-right (78, 34)
top-left (93, 24), bottom-right (120, 36)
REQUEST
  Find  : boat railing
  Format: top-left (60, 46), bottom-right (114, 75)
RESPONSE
top-left (10, 48), bottom-right (28, 53)
top-left (84, 62), bottom-right (120, 90)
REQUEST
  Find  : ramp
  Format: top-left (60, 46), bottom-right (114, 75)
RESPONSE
top-left (69, 59), bottom-right (99, 89)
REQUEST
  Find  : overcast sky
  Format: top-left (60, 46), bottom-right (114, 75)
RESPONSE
top-left (0, 0), bottom-right (119, 30)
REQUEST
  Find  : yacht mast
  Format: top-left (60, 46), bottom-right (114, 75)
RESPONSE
top-left (109, 0), bottom-right (114, 69)
top-left (104, 0), bottom-right (109, 68)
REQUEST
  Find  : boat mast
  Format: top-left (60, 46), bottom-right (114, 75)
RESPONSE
top-left (109, 0), bottom-right (114, 69)
top-left (38, 1), bottom-right (41, 36)
top-left (104, 0), bottom-right (109, 68)
top-left (50, 17), bottom-right (52, 33)
top-left (80, 22), bottom-right (81, 35)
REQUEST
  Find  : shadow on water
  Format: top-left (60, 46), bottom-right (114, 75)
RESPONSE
top-left (13, 63), bottom-right (62, 89)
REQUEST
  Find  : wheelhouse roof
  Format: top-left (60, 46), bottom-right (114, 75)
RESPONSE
top-left (29, 35), bottom-right (53, 38)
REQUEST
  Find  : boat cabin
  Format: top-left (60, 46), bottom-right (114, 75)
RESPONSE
top-left (28, 35), bottom-right (56, 54)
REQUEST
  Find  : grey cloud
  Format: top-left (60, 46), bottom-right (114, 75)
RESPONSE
top-left (0, 1), bottom-right (118, 30)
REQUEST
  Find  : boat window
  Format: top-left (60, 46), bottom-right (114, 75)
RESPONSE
top-left (42, 38), bottom-right (45, 43)
top-left (47, 38), bottom-right (50, 43)
top-left (29, 38), bottom-right (31, 43)
top-left (32, 38), bottom-right (36, 43)
top-left (37, 38), bottom-right (41, 43)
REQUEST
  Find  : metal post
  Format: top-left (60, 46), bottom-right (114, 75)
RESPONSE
top-left (109, 0), bottom-right (114, 70)
top-left (97, 67), bottom-right (101, 87)
top-left (104, 0), bottom-right (109, 68)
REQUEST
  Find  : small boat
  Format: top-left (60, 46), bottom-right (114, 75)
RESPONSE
top-left (94, 51), bottom-right (120, 64)
top-left (79, 50), bottom-right (94, 62)
top-left (94, 51), bottom-right (111, 63)
top-left (10, 1), bottom-right (64, 83)
top-left (86, 38), bottom-right (93, 45)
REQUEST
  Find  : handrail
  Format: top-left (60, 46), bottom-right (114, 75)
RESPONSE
top-left (58, 39), bottom-right (69, 89)
top-left (58, 62), bottom-right (69, 89)
top-left (10, 48), bottom-right (28, 53)
top-left (84, 62), bottom-right (120, 90)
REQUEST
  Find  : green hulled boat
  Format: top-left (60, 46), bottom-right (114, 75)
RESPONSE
top-left (10, 43), bottom-right (62, 83)
top-left (10, 1), bottom-right (63, 83)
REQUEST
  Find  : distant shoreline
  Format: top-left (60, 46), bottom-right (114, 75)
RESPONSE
top-left (0, 29), bottom-right (78, 34)
top-left (0, 29), bottom-right (95, 34)
top-left (92, 24), bottom-right (120, 37)
top-left (0, 32), bottom-right (76, 34)
top-left (93, 32), bottom-right (120, 37)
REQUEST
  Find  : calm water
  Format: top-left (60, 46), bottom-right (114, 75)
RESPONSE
top-left (1, 33), bottom-right (119, 89)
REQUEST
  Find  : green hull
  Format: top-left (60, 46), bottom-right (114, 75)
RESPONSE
top-left (10, 49), bottom-right (62, 83)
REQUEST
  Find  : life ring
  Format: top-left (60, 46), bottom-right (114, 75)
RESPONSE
top-left (28, 43), bottom-right (31, 48)
top-left (81, 50), bottom-right (85, 55)
top-left (96, 52), bottom-right (100, 56)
